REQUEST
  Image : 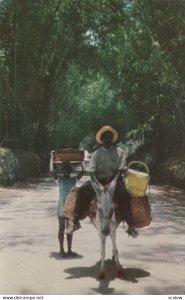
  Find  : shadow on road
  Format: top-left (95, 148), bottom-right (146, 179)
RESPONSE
top-left (64, 259), bottom-right (150, 294)
top-left (50, 251), bottom-right (83, 260)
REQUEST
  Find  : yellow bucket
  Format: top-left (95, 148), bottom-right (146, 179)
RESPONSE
top-left (125, 161), bottom-right (150, 197)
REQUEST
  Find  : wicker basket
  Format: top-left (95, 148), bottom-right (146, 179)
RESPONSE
top-left (53, 148), bottom-right (84, 163)
top-left (131, 195), bottom-right (152, 228)
top-left (125, 161), bottom-right (150, 197)
top-left (63, 187), bottom-right (78, 220)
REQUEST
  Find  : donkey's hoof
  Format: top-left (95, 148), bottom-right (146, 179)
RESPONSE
top-left (117, 268), bottom-right (125, 278)
top-left (98, 272), bottom-right (105, 280)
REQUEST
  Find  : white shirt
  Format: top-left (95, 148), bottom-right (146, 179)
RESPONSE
top-left (88, 145), bottom-right (126, 179)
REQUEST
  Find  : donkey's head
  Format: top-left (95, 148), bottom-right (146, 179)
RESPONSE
top-left (91, 174), bottom-right (119, 236)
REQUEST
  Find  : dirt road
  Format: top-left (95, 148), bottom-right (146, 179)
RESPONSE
top-left (0, 176), bottom-right (185, 295)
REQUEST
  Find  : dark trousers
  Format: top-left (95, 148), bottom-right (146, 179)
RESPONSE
top-left (73, 176), bottom-right (134, 227)
top-left (74, 180), bottom-right (95, 220)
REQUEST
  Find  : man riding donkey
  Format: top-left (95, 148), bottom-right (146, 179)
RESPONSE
top-left (69, 125), bottom-right (138, 238)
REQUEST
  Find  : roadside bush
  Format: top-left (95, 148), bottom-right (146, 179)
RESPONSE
top-left (0, 148), bottom-right (41, 185)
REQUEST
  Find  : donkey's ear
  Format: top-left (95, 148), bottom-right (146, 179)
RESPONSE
top-left (107, 172), bottom-right (120, 196)
top-left (91, 174), bottom-right (104, 194)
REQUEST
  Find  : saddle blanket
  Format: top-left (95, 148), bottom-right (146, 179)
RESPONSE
top-left (63, 186), bottom-right (97, 220)
top-left (63, 187), bottom-right (152, 228)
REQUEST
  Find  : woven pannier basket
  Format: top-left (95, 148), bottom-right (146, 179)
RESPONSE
top-left (125, 161), bottom-right (152, 228)
top-left (63, 187), bottom-right (78, 220)
top-left (131, 195), bottom-right (152, 228)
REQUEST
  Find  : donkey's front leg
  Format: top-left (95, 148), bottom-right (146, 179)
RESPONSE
top-left (110, 230), bottom-right (125, 278)
top-left (98, 234), bottom-right (106, 279)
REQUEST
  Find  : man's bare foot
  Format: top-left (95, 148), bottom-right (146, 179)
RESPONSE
top-left (65, 221), bottom-right (81, 234)
top-left (126, 226), bottom-right (139, 238)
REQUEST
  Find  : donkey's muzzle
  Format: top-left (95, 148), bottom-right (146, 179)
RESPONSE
top-left (101, 227), bottom-right (110, 236)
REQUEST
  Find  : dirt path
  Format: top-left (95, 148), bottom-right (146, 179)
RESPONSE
top-left (0, 176), bottom-right (185, 295)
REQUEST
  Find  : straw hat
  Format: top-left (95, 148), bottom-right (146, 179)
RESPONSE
top-left (96, 126), bottom-right (118, 144)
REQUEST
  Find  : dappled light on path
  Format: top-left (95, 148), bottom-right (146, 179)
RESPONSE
top-left (0, 177), bottom-right (184, 294)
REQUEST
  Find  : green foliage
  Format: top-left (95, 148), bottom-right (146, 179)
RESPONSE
top-left (0, 0), bottom-right (185, 160)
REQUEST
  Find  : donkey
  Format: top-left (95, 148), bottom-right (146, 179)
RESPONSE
top-left (90, 173), bottom-right (125, 279)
